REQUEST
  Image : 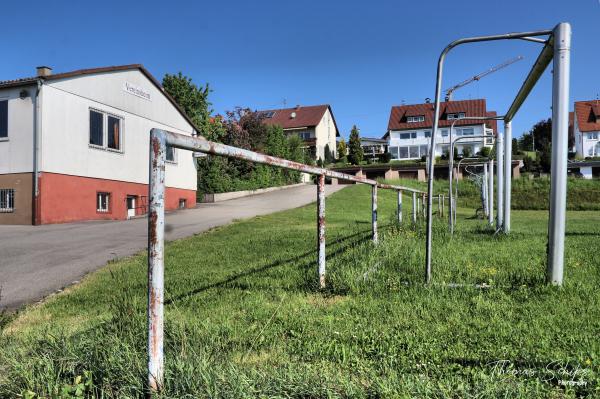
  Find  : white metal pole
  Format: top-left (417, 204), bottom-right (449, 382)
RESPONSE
top-left (317, 174), bottom-right (326, 288)
top-left (412, 192), bottom-right (417, 224)
top-left (372, 185), bottom-right (378, 243)
top-left (483, 163), bottom-right (489, 217)
top-left (547, 22), bottom-right (571, 285)
top-left (496, 132), bottom-right (504, 228)
top-left (397, 190), bottom-right (403, 224)
top-left (503, 120), bottom-right (512, 233)
top-left (488, 159), bottom-right (494, 225)
top-left (148, 129), bottom-right (166, 393)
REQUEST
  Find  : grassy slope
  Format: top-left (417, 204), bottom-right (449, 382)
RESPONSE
top-left (1, 185), bottom-right (599, 398)
top-left (386, 177), bottom-right (600, 211)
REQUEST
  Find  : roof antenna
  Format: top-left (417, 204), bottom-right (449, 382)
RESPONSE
top-left (401, 99), bottom-right (406, 105)
top-left (283, 98), bottom-right (287, 107)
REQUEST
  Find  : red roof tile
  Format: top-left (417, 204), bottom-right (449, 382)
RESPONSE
top-left (574, 100), bottom-right (600, 132)
top-left (385, 99), bottom-right (496, 137)
top-left (258, 104), bottom-right (340, 136)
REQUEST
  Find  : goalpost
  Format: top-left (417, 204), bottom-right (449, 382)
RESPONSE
top-left (424, 23), bottom-right (571, 285)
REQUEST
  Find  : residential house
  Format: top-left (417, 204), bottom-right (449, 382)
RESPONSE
top-left (360, 137), bottom-right (388, 162)
top-left (259, 104), bottom-right (339, 160)
top-left (383, 99), bottom-right (496, 161)
top-left (573, 100), bottom-right (600, 158)
top-left (0, 65), bottom-right (197, 225)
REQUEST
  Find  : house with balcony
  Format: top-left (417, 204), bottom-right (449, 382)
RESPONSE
top-left (258, 104), bottom-right (339, 160)
top-left (360, 137), bottom-right (388, 162)
top-left (573, 100), bottom-right (600, 158)
top-left (383, 99), bottom-right (496, 161)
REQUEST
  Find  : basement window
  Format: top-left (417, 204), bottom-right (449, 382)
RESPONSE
top-left (89, 109), bottom-right (123, 152)
top-left (178, 199), bottom-right (187, 209)
top-left (0, 100), bottom-right (7, 139)
top-left (0, 188), bottom-right (15, 212)
top-left (96, 192), bottom-right (110, 213)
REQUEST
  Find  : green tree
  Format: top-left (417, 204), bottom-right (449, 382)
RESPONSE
top-left (519, 132), bottom-right (534, 152)
top-left (162, 73), bottom-right (221, 140)
top-left (462, 146), bottom-right (472, 158)
top-left (324, 144), bottom-right (333, 165)
top-left (348, 125), bottom-right (364, 165)
top-left (530, 119), bottom-right (552, 173)
top-left (512, 138), bottom-right (520, 155)
top-left (337, 139), bottom-right (347, 157)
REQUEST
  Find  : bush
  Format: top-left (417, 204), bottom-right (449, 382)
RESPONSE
top-left (377, 152), bottom-right (392, 163)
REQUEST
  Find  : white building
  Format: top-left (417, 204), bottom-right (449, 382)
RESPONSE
top-left (259, 104), bottom-right (339, 160)
top-left (573, 100), bottom-right (600, 158)
top-left (383, 99), bottom-right (496, 161)
top-left (0, 65), bottom-right (198, 225)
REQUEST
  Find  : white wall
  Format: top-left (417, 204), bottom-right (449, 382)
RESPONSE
top-left (314, 108), bottom-right (337, 159)
top-left (39, 70), bottom-right (197, 190)
top-left (0, 85), bottom-right (35, 174)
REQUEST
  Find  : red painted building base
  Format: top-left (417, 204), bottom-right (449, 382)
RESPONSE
top-left (36, 172), bottom-right (196, 224)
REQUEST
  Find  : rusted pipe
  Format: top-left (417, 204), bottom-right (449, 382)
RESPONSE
top-left (148, 129), bottom-right (166, 393)
top-left (372, 185), bottom-right (378, 243)
top-left (317, 174), bottom-right (326, 288)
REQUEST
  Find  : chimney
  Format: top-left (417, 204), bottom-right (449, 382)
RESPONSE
top-left (36, 66), bottom-right (52, 77)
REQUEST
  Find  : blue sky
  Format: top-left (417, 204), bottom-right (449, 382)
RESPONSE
top-left (1, 0), bottom-right (598, 140)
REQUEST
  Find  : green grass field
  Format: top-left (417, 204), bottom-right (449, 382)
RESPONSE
top-left (1, 184), bottom-right (599, 398)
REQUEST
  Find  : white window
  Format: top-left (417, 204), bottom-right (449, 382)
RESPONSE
top-left (407, 115), bottom-right (425, 123)
top-left (89, 109), bottom-right (123, 152)
top-left (166, 145), bottom-right (177, 163)
top-left (458, 127), bottom-right (475, 136)
top-left (97, 192), bottom-right (110, 213)
top-left (399, 132), bottom-right (417, 140)
top-left (399, 146), bottom-right (409, 159)
top-left (441, 129), bottom-right (449, 137)
top-left (588, 132), bottom-right (599, 140)
top-left (420, 145), bottom-right (428, 157)
top-left (0, 189), bottom-right (15, 212)
top-left (424, 131), bottom-right (431, 138)
top-left (297, 131), bottom-right (312, 140)
top-left (389, 146), bottom-right (399, 159)
top-left (0, 100), bottom-right (8, 139)
top-left (447, 112), bottom-right (466, 120)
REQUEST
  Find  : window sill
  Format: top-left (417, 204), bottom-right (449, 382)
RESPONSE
top-left (0, 137), bottom-right (8, 142)
top-left (0, 209), bottom-right (14, 213)
top-left (166, 160), bottom-right (178, 165)
top-left (89, 144), bottom-right (124, 154)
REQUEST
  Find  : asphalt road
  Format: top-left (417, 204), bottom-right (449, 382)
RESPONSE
top-left (0, 184), bottom-right (345, 310)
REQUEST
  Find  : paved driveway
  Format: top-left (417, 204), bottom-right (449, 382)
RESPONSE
top-left (0, 184), bottom-right (345, 310)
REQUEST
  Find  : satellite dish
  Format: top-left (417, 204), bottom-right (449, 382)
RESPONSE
top-left (291, 112), bottom-right (297, 119)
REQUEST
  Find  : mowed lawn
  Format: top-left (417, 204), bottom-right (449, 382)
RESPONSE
top-left (1, 184), bottom-right (599, 398)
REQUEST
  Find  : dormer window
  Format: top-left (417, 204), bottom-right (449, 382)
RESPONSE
top-left (447, 112), bottom-right (466, 120)
top-left (261, 111), bottom-right (275, 118)
top-left (407, 115), bottom-right (425, 123)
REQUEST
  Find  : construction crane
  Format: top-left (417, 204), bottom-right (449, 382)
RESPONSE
top-left (444, 56), bottom-right (524, 101)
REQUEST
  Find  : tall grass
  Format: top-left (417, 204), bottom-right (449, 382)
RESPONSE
top-left (0, 184), bottom-right (599, 397)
